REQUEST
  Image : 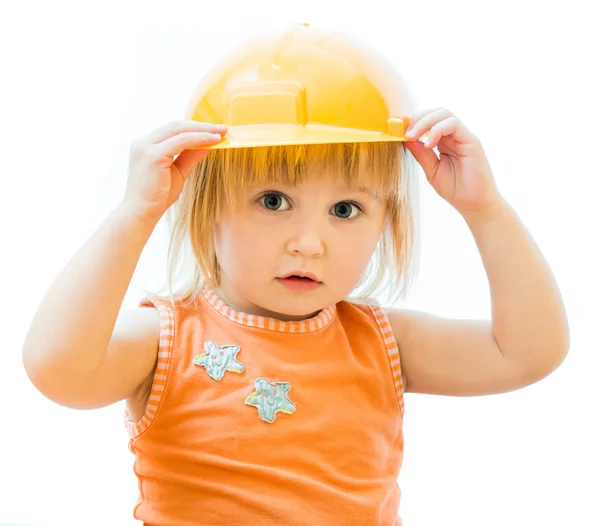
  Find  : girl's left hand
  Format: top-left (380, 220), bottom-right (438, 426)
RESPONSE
top-left (403, 108), bottom-right (504, 218)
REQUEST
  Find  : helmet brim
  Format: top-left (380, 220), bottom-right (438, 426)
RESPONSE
top-left (190, 124), bottom-right (411, 150)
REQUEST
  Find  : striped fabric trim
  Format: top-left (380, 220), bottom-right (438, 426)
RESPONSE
top-left (368, 305), bottom-right (405, 417)
top-left (124, 301), bottom-right (175, 439)
top-left (201, 285), bottom-right (337, 333)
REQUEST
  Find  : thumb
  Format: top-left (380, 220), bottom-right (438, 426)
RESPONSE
top-left (403, 140), bottom-right (440, 183)
top-left (173, 148), bottom-right (212, 178)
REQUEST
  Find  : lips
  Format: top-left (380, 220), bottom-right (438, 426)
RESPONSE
top-left (279, 271), bottom-right (319, 282)
top-left (276, 271), bottom-right (322, 292)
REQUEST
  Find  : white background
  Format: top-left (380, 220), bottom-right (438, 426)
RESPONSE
top-left (1, 1), bottom-right (598, 525)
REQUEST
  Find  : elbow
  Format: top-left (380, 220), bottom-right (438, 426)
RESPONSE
top-left (547, 321), bottom-right (571, 372)
top-left (22, 347), bottom-right (63, 406)
top-left (520, 340), bottom-right (570, 386)
top-left (532, 319), bottom-right (571, 380)
top-left (21, 345), bottom-right (103, 410)
top-left (550, 310), bottom-right (571, 369)
top-left (543, 343), bottom-right (569, 377)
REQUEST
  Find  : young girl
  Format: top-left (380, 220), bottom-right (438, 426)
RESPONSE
top-left (22, 25), bottom-right (569, 525)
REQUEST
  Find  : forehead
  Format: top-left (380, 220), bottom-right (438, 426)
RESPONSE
top-left (300, 155), bottom-right (389, 199)
top-left (301, 172), bottom-right (383, 198)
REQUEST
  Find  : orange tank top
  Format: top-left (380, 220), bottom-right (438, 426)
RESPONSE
top-left (125, 285), bottom-right (405, 525)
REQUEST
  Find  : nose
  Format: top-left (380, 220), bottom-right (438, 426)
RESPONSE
top-left (286, 219), bottom-right (325, 258)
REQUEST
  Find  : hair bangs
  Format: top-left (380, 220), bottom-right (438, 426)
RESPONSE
top-left (207, 142), bottom-right (404, 210)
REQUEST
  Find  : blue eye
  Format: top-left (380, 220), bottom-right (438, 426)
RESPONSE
top-left (331, 201), bottom-right (361, 220)
top-left (261, 193), bottom-right (291, 211)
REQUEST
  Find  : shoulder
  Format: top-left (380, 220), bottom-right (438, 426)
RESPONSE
top-left (336, 297), bottom-right (388, 328)
top-left (112, 303), bottom-right (164, 392)
top-left (339, 300), bottom-right (405, 411)
top-left (120, 297), bottom-right (176, 423)
top-left (121, 295), bottom-right (189, 395)
top-left (338, 299), bottom-right (401, 358)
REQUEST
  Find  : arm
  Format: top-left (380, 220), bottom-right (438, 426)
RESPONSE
top-left (391, 109), bottom-right (569, 396)
top-left (463, 200), bottom-right (569, 371)
top-left (21, 120), bottom-right (225, 408)
top-left (388, 199), bottom-right (569, 396)
top-left (22, 203), bottom-right (161, 408)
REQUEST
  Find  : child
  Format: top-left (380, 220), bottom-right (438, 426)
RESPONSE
top-left (22, 25), bottom-right (569, 525)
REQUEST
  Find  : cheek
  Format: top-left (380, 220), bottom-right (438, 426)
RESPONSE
top-left (340, 234), bottom-right (377, 266)
top-left (215, 222), bottom-right (245, 261)
top-left (214, 216), bottom-right (277, 271)
top-left (333, 221), bottom-right (384, 270)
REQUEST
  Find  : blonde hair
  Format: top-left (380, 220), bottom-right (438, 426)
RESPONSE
top-left (144, 141), bottom-right (420, 307)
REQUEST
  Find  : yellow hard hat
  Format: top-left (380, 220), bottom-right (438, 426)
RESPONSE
top-left (185, 24), bottom-right (417, 149)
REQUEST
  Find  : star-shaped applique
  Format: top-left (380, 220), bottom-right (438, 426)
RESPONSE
top-left (245, 378), bottom-right (296, 423)
top-left (193, 341), bottom-right (245, 381)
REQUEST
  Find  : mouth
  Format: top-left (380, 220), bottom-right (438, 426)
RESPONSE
top-left (279, 271), bottom-right (320, 282)
top-left (276, 271), bottom-right (322, 292)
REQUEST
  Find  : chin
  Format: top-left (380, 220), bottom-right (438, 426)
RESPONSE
top-left (259, 287), bottom-right (331, 319)
top-left (275, 302), bottom-right (323, 318)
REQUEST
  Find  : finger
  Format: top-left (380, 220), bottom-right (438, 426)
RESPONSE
top-left (405, 108), bottom-right (453, 137)
top-left (147, 121), bottom-right (227, 144)
top-left (172, 148), bottom-right (211, 176)
top-left (424, 117), bottom-right (478, 147)
top-left (403, 141), bottom-right (440, 183)
top-left (405, 107), bottom-right (446, 131)
top-left (155, 131), bottom-right (223, 159)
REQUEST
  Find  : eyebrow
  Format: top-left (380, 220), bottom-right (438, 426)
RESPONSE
top-left (352, 186), bottom-right (382, 200)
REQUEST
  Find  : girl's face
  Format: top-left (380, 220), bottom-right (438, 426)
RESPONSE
top-left (213, 169), bottom-right (387, 321)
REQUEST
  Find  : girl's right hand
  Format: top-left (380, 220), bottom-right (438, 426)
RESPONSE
top-left (122, 121), bottom-right (227, 222)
